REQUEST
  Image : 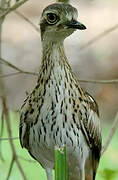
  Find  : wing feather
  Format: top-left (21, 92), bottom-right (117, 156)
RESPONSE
top-left (79, 92), bottom-right (102, 178)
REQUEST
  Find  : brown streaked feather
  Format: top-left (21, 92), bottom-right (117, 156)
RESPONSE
top-left (80, 92), bottom-right (102, 179)
top-left (19, 123), bottom-right (30, 149)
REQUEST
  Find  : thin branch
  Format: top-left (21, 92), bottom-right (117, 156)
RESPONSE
top-left (0, 57), bottom-right (38, 76)
top-left (0, 0), bottom-right (29, 20)
top-left (15, 10), bottom-right (40, 34)
top-left (0, 72), bottom-right (21, 78)
top-left (2, 97), bottom-right (27, 180)
top-left (0, 109), bottom-right (4, 137)
top-left (0, 109), bottom-right (5, 161)
top-left (0, 57), bottom-right (26, 72)
top-left (79, 79), bottom-right (118, 84)
top-left (80, 23), bottom-right (118, 50)
top-left (0, 71), bottom-right (38, 78)
top-left (6, 157), bottom-right (15, 180)
top-left (101, 111), bottom-right (118, 155)
top-left (15, 157), bottom-right (27, 180)
top-left (0, 137), bottom-right (19, 141)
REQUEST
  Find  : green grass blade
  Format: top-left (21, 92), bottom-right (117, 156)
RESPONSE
top-left (54, 146), bottom-right (68, 180)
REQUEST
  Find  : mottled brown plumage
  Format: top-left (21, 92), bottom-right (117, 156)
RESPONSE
top-left (19, 2), bottom-right (102, 180)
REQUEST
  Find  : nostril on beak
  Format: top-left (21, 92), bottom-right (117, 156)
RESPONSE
top-left (66, 20), bottom-right (86, 30)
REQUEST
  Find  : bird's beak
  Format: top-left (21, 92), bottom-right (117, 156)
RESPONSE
top-left (65, 20), bottom-right (86, 30)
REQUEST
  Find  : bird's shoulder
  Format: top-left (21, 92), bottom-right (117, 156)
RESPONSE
top-left (20, 87), bottom-right (41, 124)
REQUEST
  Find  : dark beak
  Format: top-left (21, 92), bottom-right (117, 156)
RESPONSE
top-left (66, 20), bottom-right (86, 30)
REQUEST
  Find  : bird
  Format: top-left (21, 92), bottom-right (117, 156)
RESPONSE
top-left (19, 2), bottom-right (102, 180)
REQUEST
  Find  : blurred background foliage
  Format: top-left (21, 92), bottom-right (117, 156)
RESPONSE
top-left (0, 0), bottom-right (118, 179)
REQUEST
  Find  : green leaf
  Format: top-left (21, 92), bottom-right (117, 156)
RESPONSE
top-left (54, 146), bottom-right (69, 180)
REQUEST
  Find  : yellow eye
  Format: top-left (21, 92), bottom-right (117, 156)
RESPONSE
top-left (47, 13), bottom-right (58, 25)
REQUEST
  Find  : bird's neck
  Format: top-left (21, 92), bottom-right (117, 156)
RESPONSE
top-left (37, 40), bottom-right (71, 83)
top-left (38, 40), bottom-right (73, 81)
top-left (41, 40), bottom-right (70, 68)
top-left (37, 39), bottom-right (84, 99)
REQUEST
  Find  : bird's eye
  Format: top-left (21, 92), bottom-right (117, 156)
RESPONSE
top-left (46, 13), bottom-right (58, 25)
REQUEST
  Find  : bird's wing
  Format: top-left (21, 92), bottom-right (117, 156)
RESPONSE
top-left (19, 95), bottom-right (32, 149)
top-left (81, 92), bottom-right (101, 153)
top-left (79, 92), bottom-right (102, 177)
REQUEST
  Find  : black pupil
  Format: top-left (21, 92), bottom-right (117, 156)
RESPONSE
top-left (48, 14), bottom-right (56, 21)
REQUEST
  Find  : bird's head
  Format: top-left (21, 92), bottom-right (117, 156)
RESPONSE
top-left (40, 3), bottom-right (86, 42)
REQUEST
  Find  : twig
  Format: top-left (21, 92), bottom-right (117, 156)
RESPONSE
top-left (6, 157), bottom-right (15, 180)
top-left (0, 109), bottom-right (5, 161)
top-left (0, 72), bottom-right (21, 78)
top-left (15, 10), bottom-right (40, 34)
top-left (101, 111), bottom-right (118, 155)
top-left (2, 97), bottom-right (27, 180)
top-left (0, 71), bottom-right (38, 78)
top-left (0, 0), bottom-right (29, 19)
top-left (0, 57), bottom-right (38, 76)
top-left (0, 57), bottom-right (28, 72)
top-left (0, 109), bottom-right (4, 137)
top-left (80, 23), bottom-right (118, 50)
top-left (15, 157), bottom-right (27, 180)
top-left (79, 79), bottom-right (118, 84)
top-left (0, 137), bottom-right (19, 141)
